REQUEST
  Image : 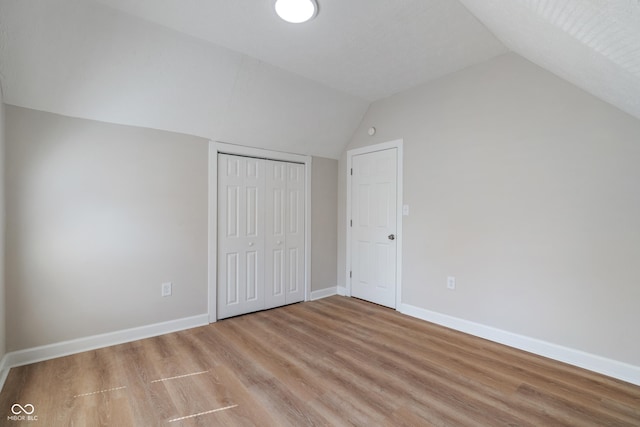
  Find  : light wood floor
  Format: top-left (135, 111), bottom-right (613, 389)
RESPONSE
top-left (1, 296), bottom-right (639, 426)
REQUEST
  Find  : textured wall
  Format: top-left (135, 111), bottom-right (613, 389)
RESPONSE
top-left (341, 53), bottom-right (640, 366)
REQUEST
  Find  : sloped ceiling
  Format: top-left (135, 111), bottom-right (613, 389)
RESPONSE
top-left (459, 0), bottom-right (640, 120)
top-left (0, 0), bottom-right (506, 158)
top-left (90, 0), bottom-right (508, 102)
top-left (0, 0), bottom-right (370, 158)
top-left (0, 1), bottom-right (638, 159)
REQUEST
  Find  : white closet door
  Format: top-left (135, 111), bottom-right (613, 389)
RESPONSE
top-left (265, 161), bottom-right (306, 307)
top-left (265, 161), bottom-right (287, 309)
top-left (285, 162), bottom-right (305, 304)
top-left (217, 154), bottom-right (266, 319)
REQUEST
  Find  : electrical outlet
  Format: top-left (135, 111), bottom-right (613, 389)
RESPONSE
top-left (161, 282), bottom-right (172, 297)
top-left (447, 276), bottom-right (456, 290)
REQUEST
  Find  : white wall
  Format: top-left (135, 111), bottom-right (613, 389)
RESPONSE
top-left (6, 106), bottom-right (209, 351)
top-left (311, 157), bottom-right (338, 292)
top-left (5, 106), bottom-right (340, 353)
top-left (341, 53), bottom-right (640, 367)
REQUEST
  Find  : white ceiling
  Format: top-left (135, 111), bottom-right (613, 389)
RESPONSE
top-left (90, 0), bottom-right (508, 102)
top-left (0, 0), bottom-right (371, 158)
top-left (1, 0), bottom-right (639, 158)
top-left (459, 0), bottom-right (640, 121)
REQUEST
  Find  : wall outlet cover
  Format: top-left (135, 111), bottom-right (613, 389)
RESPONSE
top-left (447, 276), bottom-right (456, 290)
top-left (162, 282), bottom-right (172, 297)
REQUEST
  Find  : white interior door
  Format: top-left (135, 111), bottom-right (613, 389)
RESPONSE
top-left (218, 154), bottom-right (266, 319)
top-left (350, 148), bottom-right (398, 308)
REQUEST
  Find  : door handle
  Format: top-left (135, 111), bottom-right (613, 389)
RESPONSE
top-left (388, 234), bottom-right (395, 241)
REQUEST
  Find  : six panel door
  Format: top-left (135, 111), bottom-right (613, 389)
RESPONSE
top-left (219, 154), bottom-right (306, 319)
top-left (350, 148), bottom-right (398, 308)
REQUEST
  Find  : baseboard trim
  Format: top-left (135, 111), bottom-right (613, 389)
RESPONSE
top-left (0, 355), bottom-right (10, 392)
top-left (0, 314), bottom-right (209, 390)
top-left (4, 305), bottom-right (637, 390)
top-left (398, 303), bottom-right (640, 387)
top-left (310, 287), bottom-right (337, 301)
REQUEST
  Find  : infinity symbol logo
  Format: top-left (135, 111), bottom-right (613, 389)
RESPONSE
top-left (11, 403), bottom-right (35, 415)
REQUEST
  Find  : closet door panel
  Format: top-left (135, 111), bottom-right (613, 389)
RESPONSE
top-left (286, 163), bottom-right (305, 304)
top-left (265, 161), bottom-right (287, 309)
top-left (218, 154), bottom-right (265, 319)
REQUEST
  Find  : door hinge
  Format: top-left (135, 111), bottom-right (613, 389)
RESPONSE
top-left (350, 219), bottom-right (353, 227)
top-left (350, 168), bottom-right (353, 175)
top-left (350, 271), bottom-right (352, 278)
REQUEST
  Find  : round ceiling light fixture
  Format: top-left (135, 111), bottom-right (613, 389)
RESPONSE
top-left (275, 0), bottom-right (318, 24)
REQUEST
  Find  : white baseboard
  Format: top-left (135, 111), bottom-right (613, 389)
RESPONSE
top-left (398, 303), bottom-right (640, 386)
top-left (337, 286), bottom-right (348, 296)
top-left (310, 287), bottom-right (337, 301)
top-left (4, 304), bottom-right (637, 391)
top-left (0, 357), bottom-right (9, 393)
top-left (0, 314), bottom-right (209, 391)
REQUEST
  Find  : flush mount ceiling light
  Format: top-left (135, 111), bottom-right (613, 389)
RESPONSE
top-left (275, 0), bottom-right (318, 24)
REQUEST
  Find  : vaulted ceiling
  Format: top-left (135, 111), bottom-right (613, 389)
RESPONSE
top-left (460, 0), bottom-right (640, 125)
top-left (1, 0), bottom-right (638, 158)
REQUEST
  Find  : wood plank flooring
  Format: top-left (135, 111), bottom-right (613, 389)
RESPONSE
top-left (1, 296), bottom-right (639, 426)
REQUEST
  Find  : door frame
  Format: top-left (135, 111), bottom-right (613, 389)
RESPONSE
top-left (208, 141), bottom-right (312, 322)
top-left (346, 139), bottom-right (403, 308)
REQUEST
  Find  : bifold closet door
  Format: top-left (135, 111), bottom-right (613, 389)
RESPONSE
top-left (265, 161), bottom-right (305, 309)
top-left (217, 154), bottom-right (266, 319)
top-left (218, 154), bottom-right (305, 319)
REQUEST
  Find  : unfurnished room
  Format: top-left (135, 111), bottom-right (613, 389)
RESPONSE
top-left (0, 0), bottom-right (639, 425)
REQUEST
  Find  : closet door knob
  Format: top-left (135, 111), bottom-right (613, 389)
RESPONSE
top-left (388, 234), bottom-right (395, 241)
top-left (277, 240), bottom-right (282, 245)
top-left (248, 242), bottom-right (254, 246)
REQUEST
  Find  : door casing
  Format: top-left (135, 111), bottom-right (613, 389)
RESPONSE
top-left (208, 141), bottom-right (312, 322)
top-left (346, 139), bottom-right (403, 308)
